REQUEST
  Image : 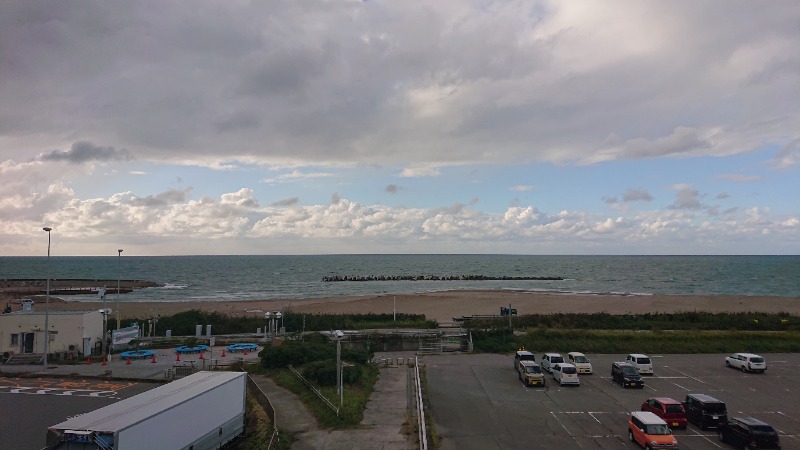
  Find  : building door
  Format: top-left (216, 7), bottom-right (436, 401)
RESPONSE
top-left (23, 333), bottom-right (34, 353)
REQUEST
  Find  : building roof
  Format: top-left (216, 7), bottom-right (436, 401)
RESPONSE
top-left (2, 310), bottom-right (99, 316)
top-left (49, 371), bottom-right (246, 433)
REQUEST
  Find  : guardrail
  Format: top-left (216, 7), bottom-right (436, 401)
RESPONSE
top-left (287, 364), bottom-right (340, 416)
top-left (415, 356), bottom-right (428, 450)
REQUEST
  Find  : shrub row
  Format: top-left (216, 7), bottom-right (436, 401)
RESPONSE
top-left (465, 311), bottom-right (798, 331)
top-left (472, 328), bottom-right (800, 354)
top-left (142, 310), bottom-right (435, 336)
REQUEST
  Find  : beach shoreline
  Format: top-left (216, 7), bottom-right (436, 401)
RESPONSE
top-left (18, 290), bottom-right (800, 323)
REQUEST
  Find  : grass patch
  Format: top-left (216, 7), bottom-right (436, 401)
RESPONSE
top-left (268, 363), bottom-right (380, 428)
top-left (472, 329), bottom-right (800, 354)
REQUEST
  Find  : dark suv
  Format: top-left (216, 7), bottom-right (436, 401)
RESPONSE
top-left (611, 362), bottom-right (643, 388)
top-left (719, 417), bottom-right (781, 449)
top-left (684, 393), bottom-right (727, 429)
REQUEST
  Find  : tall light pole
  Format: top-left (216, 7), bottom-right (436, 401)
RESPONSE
top-left (334, 330), bottom-right (344, 406)
top-left (42, 227), bottom-right (52, 368)
top-left (116, 249), bottom-right (123, 329)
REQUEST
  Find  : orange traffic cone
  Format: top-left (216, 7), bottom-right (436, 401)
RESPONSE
top-left (221, 348), bottom-right (226, 357)
top-left (126, 357), bottom-right (132, 365)
top-left (243, 348), bottom-right (248, 356)
top-left (199, 351), bottom-right (204, 360)
top-left (102, 357), bottom-right (107, 366)
top-left (151, 354), bottom-right (157, 364)
top-left (176, 353), bottom-right (180, 361)
top-left (86, 357), bottom-right (92, 365)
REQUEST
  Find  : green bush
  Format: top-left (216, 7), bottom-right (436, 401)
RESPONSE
top-left (258, 334), bottom-right (374, 369)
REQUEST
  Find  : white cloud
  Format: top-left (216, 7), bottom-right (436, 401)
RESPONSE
top-left (510, 185), bottom-right (535, 192)
top-left (400, 166), bottom-right (441, 178)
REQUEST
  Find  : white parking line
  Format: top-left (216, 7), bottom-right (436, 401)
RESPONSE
top-left (549, 411), bottom-right (585, 449)
top-left (663, 366), bottom-right (708, 385)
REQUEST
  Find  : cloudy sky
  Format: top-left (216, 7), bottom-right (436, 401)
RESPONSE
top-left (1, 1), bottom-right (798, 256)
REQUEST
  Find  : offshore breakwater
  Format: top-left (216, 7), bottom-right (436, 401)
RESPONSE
top-left (322, 274), bottom-right (563, 282)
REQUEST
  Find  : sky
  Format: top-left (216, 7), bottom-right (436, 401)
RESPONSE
top-left (1, 1), bottom-right (798, 256)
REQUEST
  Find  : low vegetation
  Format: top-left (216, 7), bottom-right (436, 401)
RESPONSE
top-left (144, 310), bottom-right (435, 336)
top-left (472, 328), bottom-right (800, 354)
top-left (257, 333), bottom-right (379, 428)
top-left (465, 311), bottom-right (798, 332)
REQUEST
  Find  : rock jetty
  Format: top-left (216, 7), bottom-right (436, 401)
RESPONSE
top-left (321, 275), bottom-right (563, 282)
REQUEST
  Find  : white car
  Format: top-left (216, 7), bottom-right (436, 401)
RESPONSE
top-left (552, 363), bottom-right (580, 386)
top-left (567, 352), bottom-right (593, 374)
top-left (541, 353), bottom-right (565, 373)
top-left (725, 353), bottom-right (767, 373)
top-left (626, 354), bottom-right (654, 375)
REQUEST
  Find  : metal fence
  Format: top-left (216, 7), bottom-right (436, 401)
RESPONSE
top-left (246, 375), bottom-right (279, 449)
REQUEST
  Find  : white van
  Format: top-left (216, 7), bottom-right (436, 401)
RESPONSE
top-left (567, 352), bottom-right (593, 374)
top-left (626, 353), bottom-right (654, 375)
top-left (541, 353), bottom-right (565, 373)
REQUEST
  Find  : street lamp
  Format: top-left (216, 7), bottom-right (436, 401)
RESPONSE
top-left (116, 249), bottom-right (123, 329)
top-left (42, 227), bottom-right (52, 368)
top-left (334, 330), bottom-right (344, 406)
top-left (275, 311), bottom-right (283, 335)
top-left (264, 311), bottom-right (272, 341)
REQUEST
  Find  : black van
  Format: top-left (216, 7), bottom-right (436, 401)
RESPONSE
top-left (684, 393), bottom-right (727, 429)
top-left (611, 362), bottom-right (643, 388)
top-left (718, 416), bottom-right (781, 449)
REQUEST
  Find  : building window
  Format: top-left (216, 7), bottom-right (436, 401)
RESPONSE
top-left (10, 334), bottom-right (18, 346)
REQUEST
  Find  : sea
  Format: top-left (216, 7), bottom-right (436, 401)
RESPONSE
top-left (1, 255), bottom-right (798, 303)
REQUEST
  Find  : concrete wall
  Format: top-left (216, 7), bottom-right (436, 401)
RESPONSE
top-left (0, 310), bottom-right (103, 356)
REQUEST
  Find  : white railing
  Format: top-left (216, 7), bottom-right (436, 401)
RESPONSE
top-left (415, 356), bottom-right (427, 450)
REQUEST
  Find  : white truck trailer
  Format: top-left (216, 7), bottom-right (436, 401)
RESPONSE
top-left (45, 371), bottom-right (247, 450)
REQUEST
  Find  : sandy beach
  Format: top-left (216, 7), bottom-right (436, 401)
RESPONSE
top-left (23, 290), bottom-right (800, 323)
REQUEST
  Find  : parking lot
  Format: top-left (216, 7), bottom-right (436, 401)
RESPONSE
top-left (425, 353), bottom-right (800, 450)
top-left (0, 377), bottom-right (155, 450)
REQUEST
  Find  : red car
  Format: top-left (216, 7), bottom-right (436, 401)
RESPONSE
top-left (641, 397), bottom-right (688, 429)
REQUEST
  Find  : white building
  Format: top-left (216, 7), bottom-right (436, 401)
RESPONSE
top-left (0, 305), bottom-right (103, 357)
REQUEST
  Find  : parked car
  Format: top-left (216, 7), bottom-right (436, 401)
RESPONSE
top-left (626, 353), bottom-right (654, 375)
top-left (514, 349), bottom-right (536, 368)
top-left (540, 353), bottom-right (565, 373)
top-left (517, 360), bottom-right (546, 387)
top-left (684, 393), bottom-right (727, 430)
top-left (611, 361), bottom-right (644, 389)
top-left (725, 353), bottom-right (767, 373)
top-left (718, 416), bottom-right (781, 449)
top-left (567, 352), bottom-right (593, 374)
top-left (641, 397), bottom-right (688, 429)
top-left (551, 363), bottom-right (580, 386)
top-left (628, 411), bottom-right (678, 449)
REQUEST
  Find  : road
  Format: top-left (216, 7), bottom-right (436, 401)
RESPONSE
top-left (0, 377), bottom-right (155, 450)
top-left (425, 353), bottom-right (800, 449)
